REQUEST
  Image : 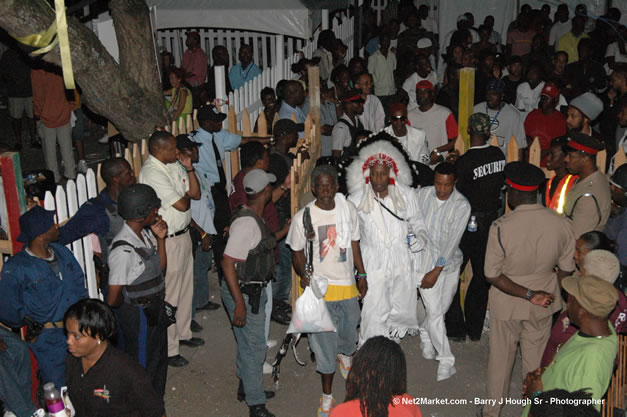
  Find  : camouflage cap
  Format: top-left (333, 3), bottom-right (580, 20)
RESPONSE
top-left (468, 112), bottom-right (491, 136)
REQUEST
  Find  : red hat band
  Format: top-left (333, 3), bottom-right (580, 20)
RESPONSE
top-left (568, 141), bottom-right (599, 155)
top-left (506, 178), bottom-right (539, 191)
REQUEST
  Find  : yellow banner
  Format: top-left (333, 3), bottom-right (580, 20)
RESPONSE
top-left (54, 0), bottom-right (75, 89)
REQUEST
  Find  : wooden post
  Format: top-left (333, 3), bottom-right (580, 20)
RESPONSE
top-left (192, 108), bottom-right (199, 131)
top-left (528, 137), bottom-right (541, 168)
top-left (241, 109), bottom-right (252, 137)
top-left (228, 105), bottom-right (238, 134)
top-left (257, 111), bottom-right (268, 137)
top-left (0, 152), bottom-right (26, 255)
top-left (132, 143), bottom-right (142, 178)
top-left (141, 139), bottom-right (149, 163)
top-left (454, 134), bottom-right (465, 156)
top-left (615, 147), bottom-right (627, 170)
top-left (490, 134), bottom-right (499, 147)
top-left (507, 137), bottom-right (519, 162)
top-left (186, 114), bottom-right (193, 134)
top-left (458, 68), bottom-right (475, 150)
top-left (171, 121), bottom-right (178, 136)
top-left (96, 163), bottom-right (105, 192)
top-left (178, 116), bottom-right (186, 135)
top-left (597, 149), bottom-right (607, 174)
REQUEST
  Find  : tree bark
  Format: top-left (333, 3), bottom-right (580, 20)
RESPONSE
top-left (0, 0), bottom-right (167, 142)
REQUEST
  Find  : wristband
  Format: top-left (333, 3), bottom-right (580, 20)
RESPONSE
top-left (354, 272), bottom-right (367, 281)
top-left (531, 391), bottom-right (542, 399)
top-left (186, 168), bottom-right (194, 173)
top-left (201, 232), bottom-right (207, 239)
top-left (525, 288), bottom-right (533, 301)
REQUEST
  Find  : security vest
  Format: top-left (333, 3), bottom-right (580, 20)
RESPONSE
top-left (545, 174), bottom-right (577, 214)
top-left (110, 239), bottom-right (165, 304)
top-left (230, 206), bottom-right (276, 284)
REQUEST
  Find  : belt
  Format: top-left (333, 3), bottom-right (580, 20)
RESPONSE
top-left (43, 321), bottom-right (64, 329)
top-left (167, 226), bottom-right (189, 238)
top-left (239, 282), bottom-right (268, 289)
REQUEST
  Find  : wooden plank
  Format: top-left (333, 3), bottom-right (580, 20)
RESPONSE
top-left (0, 152), bottom-right (27, 254)
top-left (228, 105), bottom-right (238, 134)
top-left (241, 108), bottom-right (252, 137)
top-left (458, 68), bottom-right (475, 150)
top-left (230, 149), bottom-right (240, 179)
top-left (490, 133), bottom-right (499, 147)
top-left (615, 146), bottom-right (627, 170)
top-left (186, 114), bottom-right (193, 134)
top-left (141, 139), bottom-right (149, 164)
top-left (454, 134), bottom-right (465, 156)
top-left (124, 147), bottom-right (133, 169)
top-left (597, 149), bottom-right (607, 174)
top-left (528, 137), bottom-right (541, 168)
top-left (178, 116), bottom-right (186, 135)
top-left (96, 163), bottom-right (105, 192)
top-left (257, 109), bottom-right (268, 136)
top-left (66, 180), bottom-right (85, 272)
top-left (507, 136), bottom-right (519, 162)
top-left (193, 109), bottom-right (199, 131)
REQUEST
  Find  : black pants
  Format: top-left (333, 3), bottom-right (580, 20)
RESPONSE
top-left (211, 185), bottom-right (231, 282)
top-left (117, 300), bottom-right (168, 397)
top-left (445, 211), bottom-right (498, 341)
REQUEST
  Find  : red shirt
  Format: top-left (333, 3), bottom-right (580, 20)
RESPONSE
top-left (524, 109), bottom-right (566, 166)
top-left (31, 69), bottom-right (72, 128)
top-left (330, 394), bottom-right (422, 417)
top-left (181, 47), bottom-right (208, 87)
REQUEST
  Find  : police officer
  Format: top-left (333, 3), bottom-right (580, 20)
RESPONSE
top-left (0, 206), bottom-right (88, 388)
top-left (563, 132), bottom-right (612, 238)
top-left (222, 169), bottom-right (278, 417)
top-left (106, 184), bottom-right (169, 397)
top-left (482, 162), bottom-right (576, 417)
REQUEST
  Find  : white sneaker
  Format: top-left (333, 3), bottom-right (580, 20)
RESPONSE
top-left (263, 361), bottom-right (272, 374)
top-left (436, 363), bottom-right (456, 381)
top-left (4, 411), bottom-right (17, 417)
top-left (266, 338), bottom-right (277, 349)
top-left (98, 134), bottom-right (109, 144)
top-left (420, 342), bottom-right (436, 360)
top-left (337, 353), bottom-right (352, 379)
top-left (77, 159), bottom-right (88, 174)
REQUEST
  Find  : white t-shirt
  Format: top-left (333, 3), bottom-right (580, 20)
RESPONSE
top-left (286, 202), bottom-right (360, 286)
top-left (224, 215), bottom-right (262, 261)
top-left (606, 42), bottom-right (627, 64)
top-left (383, 125), bottom-right (430, 164)
top-left (549, 20), bottom-right (571, 47)
top-left (515, 81), bottom-right (568, 119)
top-left (359, 95), bottom-right (385, 133)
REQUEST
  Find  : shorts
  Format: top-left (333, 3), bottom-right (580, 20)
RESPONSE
top-left (8, 97), bottom-right (33, 119)
top-left (308, 297), bottom-right (360, 374)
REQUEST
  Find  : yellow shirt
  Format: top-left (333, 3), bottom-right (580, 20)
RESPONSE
top-left (557, 32), bottom-right (589, 63)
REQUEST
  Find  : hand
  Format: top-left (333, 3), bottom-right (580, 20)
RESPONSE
top-left (522, 368), bottom-right (543, 398)
top-left (0, 338), bottom-right (6, 352)
top-left (446, 151), bottom-right (459, 163)
top-left (529, 290), bottom-right (555, 308)
top-left (420, 269), bottom-right (441, 289)
top-left (178, 152), bottom-right (193, 170)
top-left (280, 218), bottom-right (292, 236)
top-left (201, 234), bottom-right (212, 251)
top-left (150, 216), bottom-right (168, 239)
top-left (357, 278), bottom-right (368, 300)
top-left (232, 301), bottom-right (247, 327)
top-left (429, 151), bottom-right (442, 165)
top-left (223, 226), bottom-right (230, 238)
top-left (299, 273), bottom-right (310, 289)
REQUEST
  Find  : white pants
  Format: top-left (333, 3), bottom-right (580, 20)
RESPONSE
top-left (359, 267), bottom-right (419, 346)
top-left (417, 266), bottom-right (460, 366)
top-left (41, 122), bottom-right (75, 182)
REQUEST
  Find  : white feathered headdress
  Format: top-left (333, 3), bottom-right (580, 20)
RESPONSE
top-left (346, 139), bottom-right (413, 214)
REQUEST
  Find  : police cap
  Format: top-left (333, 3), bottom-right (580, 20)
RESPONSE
top-left (564, 131), bottom-right (604, 155)
top-left (504, 161), bottom-right (545, 192)
top-left (118, 184), bottom-right (161, 220)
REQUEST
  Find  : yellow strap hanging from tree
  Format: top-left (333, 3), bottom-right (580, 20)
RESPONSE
top-left (11, 0), bottom-right (75, 89)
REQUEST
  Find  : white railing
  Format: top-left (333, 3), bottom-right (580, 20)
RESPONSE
top-left (43, 170), bottom-right (100, 300)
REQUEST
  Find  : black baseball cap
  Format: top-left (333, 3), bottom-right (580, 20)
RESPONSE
top-left (197, 105), bottom-right (227, 122)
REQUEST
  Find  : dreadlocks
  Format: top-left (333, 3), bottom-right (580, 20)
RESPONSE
top-left (345, 336), bottom-right (407, 417)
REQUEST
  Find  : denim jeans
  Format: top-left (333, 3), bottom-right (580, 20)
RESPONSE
top-left (309, 297), bottom-right (360, 374)
top-left (0, 327), bottom-right (37, 417)
top-left (272, 239), bottom-right (292, 302)
top-left (192, 244), bottom-right (213, 318)
top-left (221, 281), bottom-right (268, 407)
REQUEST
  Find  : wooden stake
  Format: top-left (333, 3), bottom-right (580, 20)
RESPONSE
top-left (458, 68), bottom-right (475, 150)
top-left (454, 134), bottom-right (465, 156)
top-left (597, 149), bottom-right (607, 174)
top-left (528, 137), bottom-right (541, 168)
top-left (507, 137), bottom-right (519, 162)
top-left (490, 133), bottom-right (499, 147)
top-left (615, 147), bottom-right (627, 170)
top-left (242, 109), bottom-right (252, 137)
top-left (257, 110), bottom-right (268, 136)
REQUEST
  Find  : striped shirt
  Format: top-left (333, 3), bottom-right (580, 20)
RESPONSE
top-left (416, 186), bottom-right (470, 268)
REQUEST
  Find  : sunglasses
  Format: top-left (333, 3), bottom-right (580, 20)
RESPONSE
top-left (391, 116), bottom-right (408, 121)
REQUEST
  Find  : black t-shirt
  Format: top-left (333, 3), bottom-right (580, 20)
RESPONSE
top-left (455, 145), bottom-right (506, 212)
top-left (502, 75), bottom-right (523, 105)
top-left (66, 345), bottom-right (165, 417)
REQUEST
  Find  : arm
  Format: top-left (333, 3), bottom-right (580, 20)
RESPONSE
top-left (150, 219), bottom-right (168, 272)
top-left (222, 256), bottom-right (247, 327)
top-left (178, 154), bottom-right (200, 200)
top-left (0, 269), bottom-right (25, 327)
top-left (171, 88), bottom-right (188, 121)
top-left (486, 273), bottom-right (555, 306)
top-left (352, 240), bottom-right (368, 299)
top-left (291, 249), bottom-right (308, 288)
top-left (570, 195), bottom-right (602, 239)
top-left (58, 202), bottom-right (110, 245)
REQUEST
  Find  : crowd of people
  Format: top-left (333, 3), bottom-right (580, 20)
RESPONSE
top-left (2, 1), bottom-right (627, 417)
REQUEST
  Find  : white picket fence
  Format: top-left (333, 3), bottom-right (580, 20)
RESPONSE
top-left (43, 169), bottom-right (100, 300)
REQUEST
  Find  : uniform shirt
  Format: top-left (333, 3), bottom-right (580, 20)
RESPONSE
top-left (563, 170), bottom-right (612, 238)
top-left (548, 20), bottom-right (571, 47)
top-left (524, 109), bottom-right (567, 166)
top-left (383, 125), bottom-right (429, 164)
top-left (31, 69), bottom-right (72, 128)
top-left (191, 127), bottom-right (242, 186)
top-left (223, 212), bottom-right (262, 262)
top-left (455, 144), bottom-right (505, 212)
top-left (407, 103), bottom-right (458, 154)
top-left (65, 344), bottom-right (165, 417)
top-left (358, 94), bottom-right (385, 133)
top-left (278, 101), bottom-right (306, 137)
top-left (138, 156), bottom-right (190, 233)
top-left (473, 101), bottom-right (527, 155)
top-left (484, 203), bottom-right (576, 320)
top-left (180, 47), bottom-right (208, 87)
top-left (416, 187), bottom-right (470, 272)
top-left (332, 114), bottom-right (361, 152)
top-left (191, 168), bottom-right (217, 235)
top-left (368, 49), bottom-right (397, 96)
top-left (58, 189), bottom-right (116, 246)
top-left (229, 63), bottom-right (262, 90)
top-left (402, 71), bottom-right (439, 111)
top-left (108, 223), bottom-right (158, 286)
top-left (557, 31), bottom-right (590, 63)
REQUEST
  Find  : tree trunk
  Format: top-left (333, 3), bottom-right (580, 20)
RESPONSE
top-left (0, 0), bottom-right (167, 142)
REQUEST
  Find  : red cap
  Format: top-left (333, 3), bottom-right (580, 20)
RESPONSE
top-left (540, 82), bottom-right (559, 99)
top-left (416, 80), bottom-right (434, 91)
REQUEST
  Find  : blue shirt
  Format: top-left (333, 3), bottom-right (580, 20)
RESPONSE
top-left (228, 63), bottom-right (262, 90)
top-left (58, 189), bottom-right (114, 245)
top-left (278, 101), bottom-right (306, 138)
top-left (191, 127), bottom-right (242, 186)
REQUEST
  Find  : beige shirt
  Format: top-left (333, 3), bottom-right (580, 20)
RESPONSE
top-left (563, 170), bottom-right (611, 238)
top-left (485, 204), bottom-right (576, 321)
top-left (138, 155), bottom-right (191, 233)
top-left (367, 49), bottom-right (397, 96)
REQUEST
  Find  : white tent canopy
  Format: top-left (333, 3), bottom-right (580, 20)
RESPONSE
top-left (145, 0), bottom-right (312, 39)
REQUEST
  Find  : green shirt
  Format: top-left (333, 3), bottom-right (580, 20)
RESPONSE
top-left (522, 323), bottom-right (617, 416)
